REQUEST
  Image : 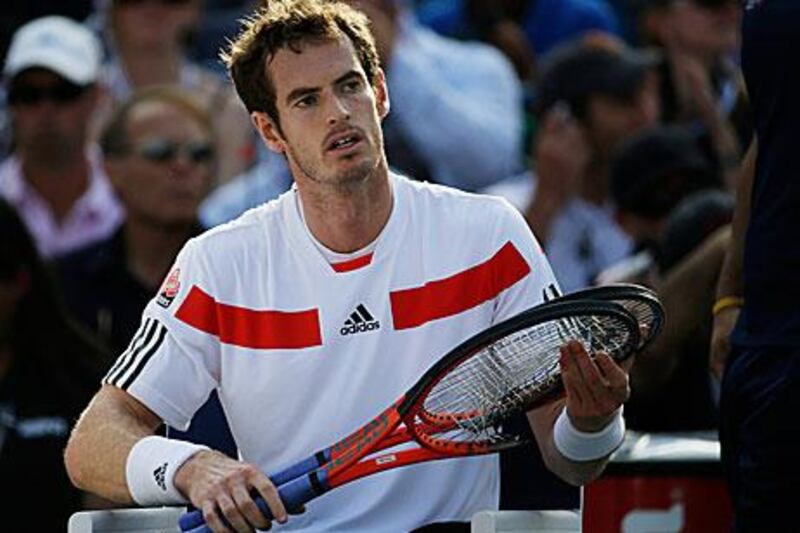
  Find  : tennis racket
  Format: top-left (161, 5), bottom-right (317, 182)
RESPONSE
top-left (544, 283), bottom-right (664, 351)
top-left (179, 299), bottom-right (640, 532)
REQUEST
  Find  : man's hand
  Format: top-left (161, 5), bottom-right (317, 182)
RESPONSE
top-left (559, 340), bottom-right (631, 432)
top-left (710, 306), bottom-right (740, 379)
top-left (174, 450), bottom-right (287, 533)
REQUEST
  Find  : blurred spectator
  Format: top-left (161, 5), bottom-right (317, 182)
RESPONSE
top-left (0, 198), bottom-right (106, 529)
top-left (57, 86), bottom-right (211, 352)
top-left (624, 190), bottom-right (733, 431)
top-left (635, 0), bottom-right (749, 189)
top-left (0, 16), bottom-right (124, 258)
top-left (611, 126), bottom-right (719, 248)
top-left (485, 38), bottom-right (660, 292)
top-left (415, 0), bottom-right (621, 81)
top-left (0, 1), bottom-right (94, 63)
top-left (348, 0), bottom-right (525, 190)
top-left (55, 85), bottom-right (236, 455)
top-left (597, 125), bottom-right (720, 285)
top-left (96, 0), bottom-right (255, 183)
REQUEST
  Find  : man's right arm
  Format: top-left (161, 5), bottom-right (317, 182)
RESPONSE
top-left (64, 385), bottom-right (163, 503)
top-left (64, 385), bottom-right (286, 531)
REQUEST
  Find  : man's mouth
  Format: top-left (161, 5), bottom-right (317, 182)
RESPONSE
top-left (326, 131), bottom-right (364, 152)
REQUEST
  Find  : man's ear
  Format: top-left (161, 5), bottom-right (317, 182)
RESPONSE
top-left (374, 68), bottom-right (390, 120)
top-left (251, 111), bottom-right (286, 153)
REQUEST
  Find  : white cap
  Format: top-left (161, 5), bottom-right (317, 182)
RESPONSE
top-left (3, 16), bottom-right (102, 85)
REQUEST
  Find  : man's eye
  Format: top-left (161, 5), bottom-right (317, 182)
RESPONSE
top-left (296, 95), bottom-right (318, 108)
top-left (342, 80), bottom-right (362, 93)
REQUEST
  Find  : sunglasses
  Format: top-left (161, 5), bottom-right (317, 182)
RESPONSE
top-left (7, 81), bottom-right (87, 107)
top-left (133, 138), bottom-right (214, 165)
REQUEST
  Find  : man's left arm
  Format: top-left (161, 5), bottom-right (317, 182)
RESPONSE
top-left (527, 340), bottom-right (631, 486)
top-left (490, 201), bottom-right (629, 485)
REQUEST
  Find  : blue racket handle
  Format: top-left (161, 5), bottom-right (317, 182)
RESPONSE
top-left (178, 472), bottom-right (324, 531)
top-left (270, 451), bottom-right (330, 486)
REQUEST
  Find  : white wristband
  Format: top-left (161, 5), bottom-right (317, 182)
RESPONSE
top-left (125, 436), bottom-right (209, 506)
top-left (553, 406), bottom-right (625, 462)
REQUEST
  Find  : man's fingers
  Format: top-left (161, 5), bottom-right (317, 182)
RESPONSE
top-left (560, 343), bottom-right (586, 408)
top-left (568, 341), bottom-right (608, 404)
top-left (231, 483), bottom-right (270, 530)
top-left (216, 492), bottom-right (251, 532)
top-left (203, 500), bottom-right (232, 533)
top-left (595, 353), bottom-right (630, 404)
top-left (250, 471), bottom-right (288, 524)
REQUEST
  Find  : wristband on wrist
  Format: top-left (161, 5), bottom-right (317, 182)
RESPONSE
top-left (713, 296), bottom-right (744, 316)
top-left (553, 406), bottom-right (625, 462)
top-left (125, 436), bottom-right (209, 506)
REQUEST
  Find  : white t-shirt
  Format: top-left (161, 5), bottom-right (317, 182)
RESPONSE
top-left (105, 174), bottom-right (558, 531)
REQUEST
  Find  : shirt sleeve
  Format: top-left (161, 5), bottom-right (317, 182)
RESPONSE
top-left (491, 198), bottom-right (561, 323)
top-left (102, 239), bottom-right (220, 431)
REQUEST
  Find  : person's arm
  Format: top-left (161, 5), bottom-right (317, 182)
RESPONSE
top-left (527, 341), bottom-right (631, 486)
top-left (66, 386), bottom-right (163, 503)
top-left (630, 224), bottom-right (731, 399)
top-left (710, 139), bottom-right (756, 377)
top-left (65, 385), bottom-right (284, 531)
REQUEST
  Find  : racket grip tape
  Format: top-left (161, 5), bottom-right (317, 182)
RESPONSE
top-left (270, 450), bottom-right (330, 486)
top-left (178, 472), bottom-right (325, 531)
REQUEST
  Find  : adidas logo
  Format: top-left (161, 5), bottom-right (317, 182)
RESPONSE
top-left (153, 462), bottom-right (168, 491)
top-left (340, 304), bottom-right (381, 336)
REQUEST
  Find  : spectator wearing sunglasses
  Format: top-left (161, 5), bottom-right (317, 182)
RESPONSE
top-left (96, 0), bottom-right (256, 185)
top-left (56, 86), bottom-right (213, 364)
top-left (0, 16), bottom-right (124, 258)
top-left (55, 85), bottom-right (236, 456)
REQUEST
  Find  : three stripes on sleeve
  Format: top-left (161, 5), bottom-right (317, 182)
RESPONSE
top-left (104, 318), bottom-right (167, 390)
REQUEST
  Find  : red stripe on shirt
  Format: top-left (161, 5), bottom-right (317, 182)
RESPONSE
top-left (390, 241), bottom-right (531, 330)
top-left (331, 252), bottom-right (374, 273)
top-left (175, 286), bottom-right (322, 349)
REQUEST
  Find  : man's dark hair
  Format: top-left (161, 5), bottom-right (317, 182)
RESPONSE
top-left (222, 0), bottom-right (380, 128)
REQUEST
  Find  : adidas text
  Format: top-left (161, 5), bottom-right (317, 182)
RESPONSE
top-left (341, 321), bottom-right (381, 335)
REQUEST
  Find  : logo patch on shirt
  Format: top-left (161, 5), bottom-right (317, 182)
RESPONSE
top-left (157, 268), bottom-right (181, 308)
top-left (340, 304), bottom-right (380, 336)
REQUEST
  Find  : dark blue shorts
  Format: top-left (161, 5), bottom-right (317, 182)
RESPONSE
top-left (719, 345), bottom-right (800, 532)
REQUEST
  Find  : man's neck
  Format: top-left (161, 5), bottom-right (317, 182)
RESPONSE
top-left (124, 219), bottom-right (195, 290)
top-left (21, 152), bottom-right (90, 223)
top-left (297, 164), bottom-right (393, 253)
top-left (117, 43), bottom-right (182, 88)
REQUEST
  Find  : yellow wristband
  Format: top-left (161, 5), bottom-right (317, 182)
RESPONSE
top-left (713, 296), bottom-right (744, 316)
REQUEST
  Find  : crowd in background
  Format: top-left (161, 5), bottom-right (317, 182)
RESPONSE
top-left (0, 0), bottom-right (748, 526)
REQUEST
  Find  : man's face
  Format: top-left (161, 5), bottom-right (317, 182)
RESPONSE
top-left (584, 72), bottom-right (661, 161)
top-left (9, 69), bottom-right (96, 162)
top-left (107, 100), bottom-right (213, 228)
top-left (254, 36), bottom-right (389, 192)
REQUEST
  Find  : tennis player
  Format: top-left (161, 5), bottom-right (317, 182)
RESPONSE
top-left (65, 2), bottom-right (632, 531)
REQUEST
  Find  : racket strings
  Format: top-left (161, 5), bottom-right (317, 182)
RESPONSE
top-left (419, 313), bottom-right (633, 444)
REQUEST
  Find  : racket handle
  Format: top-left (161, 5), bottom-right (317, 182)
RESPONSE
top-left (270, 451), bottom-right (330, 486)
top-left (178, 473), bottom-right (324, 531)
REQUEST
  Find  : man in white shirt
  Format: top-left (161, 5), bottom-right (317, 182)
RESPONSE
top-left (65, 2), bottom-right (633, 531)
top-left (0, 16), bottom-right (123, 258)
